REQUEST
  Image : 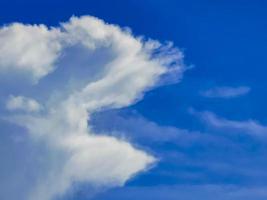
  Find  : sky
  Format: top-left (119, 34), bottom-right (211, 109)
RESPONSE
top-left (1, 0), bottom-right (267, 200)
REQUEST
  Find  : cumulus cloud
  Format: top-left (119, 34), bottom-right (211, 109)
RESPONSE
top-left (6, 95), bottom-right (42, 112)
top-left (200, 86), bottom-right (250, 98)
top-left (0, 23), bottom-right (62, 82)
top-left (0, 16), bottom-right (185, 200)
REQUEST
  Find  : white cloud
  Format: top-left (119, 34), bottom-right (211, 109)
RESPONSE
top-left (0, 16), bottom-right (185, 200)
top-left (0, 23), bottom-right (62, 82)
top-left (6, 95), bottom-right (42, 112)
top-left (200, 86), bottom-right (250, 98)
top-left (191, 109), bottom-right (267, 137)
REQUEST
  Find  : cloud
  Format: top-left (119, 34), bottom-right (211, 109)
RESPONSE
top-left (0, 23), bottom-right (62, 82)
top-left (90, 110), bottom-right (261, 181)
top-left (200, 86), bottom-right (250, 98)
top-left (91, 110), bottom-right (267, 191)
top-left (191, 109), bottom-right (267, 138)
top-left (91, 109), bottom-right (208, 147)
top-left (0, 16), bottom-right (185, 200)
top-left (6, 95), bottom-right (42, 112)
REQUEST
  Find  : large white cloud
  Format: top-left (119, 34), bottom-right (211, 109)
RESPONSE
top-left (0, 16), bottom-right (185, 200)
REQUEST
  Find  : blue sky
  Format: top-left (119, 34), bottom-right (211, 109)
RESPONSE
top-left (1, 0), bottom-right (267, 200)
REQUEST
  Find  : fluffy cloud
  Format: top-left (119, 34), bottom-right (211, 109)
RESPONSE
top-left (6, 95), bottom-right (42, 112)
top-left (0, 16), bottom-right (185, 200)
top-left (0, 23), bottom-right (62, 82)
top-left (200, 86), bottom-right (250, 98)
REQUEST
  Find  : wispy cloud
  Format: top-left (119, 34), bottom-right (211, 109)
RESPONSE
top-left (91, 109), bottom-right (267, 192)
top-left (91, 109), bottom-right (214, 147)
top-left (191, 109), bottom-right (267, 137)
top-left (200, 86), bottom-right (250, 98)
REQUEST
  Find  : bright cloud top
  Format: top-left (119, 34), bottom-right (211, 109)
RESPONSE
top-left (0, 16), bottom-right (184, 200)
top-left (0, 23), bottom-right (62, 82)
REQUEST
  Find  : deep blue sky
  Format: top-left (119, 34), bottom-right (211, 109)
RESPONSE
top-left (1, 0), bottom-right (267, 199)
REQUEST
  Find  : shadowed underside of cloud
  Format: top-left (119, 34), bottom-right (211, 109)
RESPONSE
top-left (200, 86), bottom-right (250, 98)
top-left (0, 16), bottom-right (185, 200)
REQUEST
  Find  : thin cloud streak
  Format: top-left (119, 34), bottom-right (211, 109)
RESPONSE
top-left (191, 108), bottom-right (267, 138)
top-left (200, 86), bottom-right (250, 98)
